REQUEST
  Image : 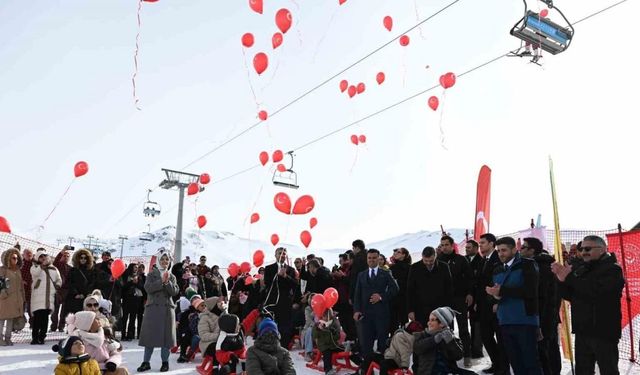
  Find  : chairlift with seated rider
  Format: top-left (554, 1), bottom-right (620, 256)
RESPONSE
top-left (143, 190), bottom-right (161, 218)
top-left (509, 0), bottom-right (574, 64)
top-left (272, 151), bottom-right (299, 189)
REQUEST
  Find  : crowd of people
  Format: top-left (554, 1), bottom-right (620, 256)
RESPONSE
top-left (0, 232), bottom-right (627, 375)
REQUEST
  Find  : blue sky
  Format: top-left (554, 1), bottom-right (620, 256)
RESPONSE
top-left (1, 0), bottom-right (638, 249)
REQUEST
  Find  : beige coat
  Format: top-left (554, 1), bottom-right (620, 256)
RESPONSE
top-left (384, 329), bottom-right (415, 368)
top-left (31, 263), bottom-right (61, 312)
top-left (197, 297), bottom-right (221, 353)
top-left (0, 249), bottom-right (25, 320)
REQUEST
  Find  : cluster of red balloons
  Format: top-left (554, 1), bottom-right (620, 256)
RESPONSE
top-left (350, 134), bottom-right (367, 145)
top-left (311, 287), bottom-right (340, 317)
top-left (273, 193), bottom-right (315, 215)
top-left (258, 149), bottom-right (286, 166)
top-left (245, 1), bottom-right (294, 75)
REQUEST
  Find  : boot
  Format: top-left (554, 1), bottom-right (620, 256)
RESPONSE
top-left (160, 362), bottom-right (169, 372)
top-left (137, 362), bottom-right (151, 372)
top-left (5, 335), bottom-right (13, 346)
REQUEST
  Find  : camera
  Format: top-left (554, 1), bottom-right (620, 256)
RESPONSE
top-left (0, 276), bottom-right (9, 291)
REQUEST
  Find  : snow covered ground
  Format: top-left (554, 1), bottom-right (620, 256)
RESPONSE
top-left (1, 332), bottom-right (639, 375)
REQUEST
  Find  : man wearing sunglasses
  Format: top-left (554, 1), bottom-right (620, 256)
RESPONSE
top-left (551, 235), bottom-right (625, 375)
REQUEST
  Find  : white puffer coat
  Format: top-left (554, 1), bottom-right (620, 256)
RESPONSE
top-left (31, 264), bottom-right (61, 312)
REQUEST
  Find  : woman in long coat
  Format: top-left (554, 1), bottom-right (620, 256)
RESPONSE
top-left (137, 250), bottom-right (179, 373)
top-left (0, 248), bottom-right (25, 346)
top-left (66, 249), bottom-right (96, 314)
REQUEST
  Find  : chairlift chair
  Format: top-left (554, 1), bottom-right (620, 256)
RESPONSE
top-left (143, 190), bottom-right (162, 218)
top-left (272, 151), bottom-right (300, 189)
top-left (140, 224), bottom-right (154, 242)
top-left (510, 0), bottom-right (574, 56)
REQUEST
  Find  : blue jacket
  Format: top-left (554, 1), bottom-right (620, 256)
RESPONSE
top-left (493, 253), bottom-right (539, 326)
top-left (353, 268), bottom-right (399, 316)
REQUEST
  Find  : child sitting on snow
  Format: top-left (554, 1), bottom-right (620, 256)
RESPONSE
top-left (312, 308), bottom-right (342, 375)
top-left (215, 313), bottom-right (247, 374)
top-left (52, 336), bottom-right (101, 375)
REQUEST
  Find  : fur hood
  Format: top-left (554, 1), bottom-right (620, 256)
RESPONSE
top-left (72, 249), bottom-right (94, 269)
top-left (1, 248), bottom-right (22, 269)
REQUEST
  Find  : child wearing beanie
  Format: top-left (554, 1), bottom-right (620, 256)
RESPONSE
top-left (52, 336), bottom-right (101, 375)
top-left (245, 318), bottom-right (295, 375)
top-left (412, 307), bottom-right (478, 375)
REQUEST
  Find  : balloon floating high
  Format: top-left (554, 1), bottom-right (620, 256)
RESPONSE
top-left (356, 82), bottom-right (365, 94)
top-left (310, 217), bottom-right (318, 229)
top-left (270, 234), bottom-right (280, 246)
top-left (250, 213), bottom-right (260, 224)
top-left (376, 72), bottom-right (385, 85)
top-left (274, 192), bottom-right (292, 214)
top-left (111, 259), bottom-right (126, 279)
top-left (275, 9), bottom-right (292, 34)
top-left (259, 151), bottom-right (269, 166)
top-left (339, 0), bottom-right (346, 4)
top-left (200, 173), bottom-right (211, 185)
top-left (399, 35), bottom-right (410, 46)
top-left (197, 215), bottom-right (207, 229)
top-left (358, 135), bottom-right (367, 144)
top-left (241, 33), bottom-right (255, 48)
top-left (249, 0), bottom-right (263, 14)
top-left (300, 230), bottom-right (312, 248)
top-left (277, 164), bottom-right (287, 172)
top-left (339, 80), bottom-right (348, 93)
top-left (439, 72), bottom-right (456, 89)
top-left (540, 8), bottom-right (549, 17)
top-left (272, 32), bottom-right (283, 49)
top-left (428, 96), bottom-right (439, 111)
top-left (350, 135), bottom-right (359, 145)
top-left (272, 150), bottom-right (284, 163)
top-left (0, 216), bottom-right (11, 233)
top-left (293, 195), bottom-right (315, 215)
top-left (347, 86), bottom-right (356, 98)
top-left (253, 250), bottom-right (265, 267)
top-left (187, 183), bottom-right (199, 196)
top-left (258, 110), bottom-right (268, 121)
top-left (253, 52), bottom-right (268, 75)
top-left (74, 161), bottom-right (89, 178)
top-left (383, 16), bottom-right (393, 31)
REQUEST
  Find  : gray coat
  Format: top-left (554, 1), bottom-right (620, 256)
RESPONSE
top-left (138, 267), bottom-right (179, 348)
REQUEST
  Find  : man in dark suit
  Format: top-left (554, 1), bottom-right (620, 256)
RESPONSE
top-left (465, 239), bottom-right (485, 359)
top-left (353, 248), bottom-right (399, 369)
top-left (349, 239), bottom-right (368, 303)
top-left (476, 233), bottom-right (508, 375)
top-left (262, 247), bottom-right (299, 347)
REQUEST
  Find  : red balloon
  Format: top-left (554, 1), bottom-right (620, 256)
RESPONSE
top-left (383, 16), bottom-right (393, 31)
top-left (111, 259), bottom-right (126, 279)
top-left (272, 32), bottom-right (283, 49)
top-left (244, 275), bottom-right (255, 285)
top-left (253, 52), bottom-right (268, 75)
top-left (275, 8), bottom-right (292, 34)
top-left (270, 234), bottom-right (280, 246)
top-left (339, 80), bottom-right (348, 93)
top-left (272, 150), bottom-right (284, 163)
top-left (0, 216), bottom-right (11, 233)
top-left (376, 72), bottom-right (385, 85)
top-left (347, 85), bottom-right (357, 98)
top-left (300, 230), bottom-right (312, 248)
top-left (240, 261), bottom-right (252, 274)
top-left (200, 173), bottom-right (211, 185)
top-left (249, 0), bottom-right (263, 14)
top-left (277, 164), bottom-right (287, 172)
top-left (258, 110), bottom-right (268, 121)
top-left (187, 182), bottom-right (199, 196)
top-left (228, 263), bottom-right (240, 278)
top-left (350, 134), bottom-right (359, 145)
top-left (253, 250), bottom-right (265, 267)
top-left (311, 293), bottom-right (327, 318)
top-left (356, 82), bottom-right (365, 94)
top-left (197, 215), bottom-right (207, 229)
top-left (74, 161), bottom-right (89, 178)
top-left (540, 8), bottom-right (549, 17)
top-left (241, 33), bottom-right (254, 48)
top-left (259, 151), bottom-right (269, 166)
top-left (293, 195), bottom-right (315, 215)
top-left (250, 213), bottom-right (260, 224)
top-left (339, 0), bottom-right (346, 4)
top-left (428, 96), bottom-right (439, 111)
top-left (309, 217), bottom-right (318, 229)
top-left (323, 287), bottom-right (339, 309)
top-left (142, 0), bottom-right (159, 2)
top-left (274, 192), bottom-right (292, 214)
top-left (439, 72), bottom-right (456, 89)
top-left (358, 135), bottom-right (367, 144)
top-left (399, 35), bottom-right (410, 46)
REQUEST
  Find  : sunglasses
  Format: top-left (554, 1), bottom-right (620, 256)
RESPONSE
top-left (86, 303), bottom-right (99, 308)
top-left (578, 246), bottom-right (601, 253)
top-left (79, 256), bottom-right (87, 260)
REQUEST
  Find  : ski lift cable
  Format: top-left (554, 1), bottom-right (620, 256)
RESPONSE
top-left (204, 0), bottom-right (631, 187)
top-left (180, 0), bottom-right (464, 171)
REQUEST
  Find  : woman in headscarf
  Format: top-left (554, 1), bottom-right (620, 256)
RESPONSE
top-left (137, 249), bottom-right (179, 373)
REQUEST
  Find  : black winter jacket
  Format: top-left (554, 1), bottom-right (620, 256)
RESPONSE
top-left (406, 261), bottom-right (453, 323)
top-left (438, 252), bottom-right (473, 298)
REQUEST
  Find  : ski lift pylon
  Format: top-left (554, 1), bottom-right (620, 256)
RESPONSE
top-left (143, 189), bottom-right (161, 218)
top-left (510, 0), bottom-right (574, 56)
top-left (272, 151), bottom-right (299, 189)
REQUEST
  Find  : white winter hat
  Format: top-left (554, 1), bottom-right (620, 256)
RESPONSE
top-left (36, 248), bottom-right (48, 259)
top-left (66, 311), bottom-right (96, 333)
top-left (431, 306), bottom-right (459, 328)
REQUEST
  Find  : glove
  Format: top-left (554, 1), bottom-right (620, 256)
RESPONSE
top-left (105, 362), bottom-right (117, 372)
top-left (440, 329), bottom-right (454, 343)
top-left (433, 332), bottom-right (443, 343)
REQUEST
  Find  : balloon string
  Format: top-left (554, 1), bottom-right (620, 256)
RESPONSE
top-left (312, 8), bottom-right (338, 63)
top-left (349, 146), bottom-right (359, 175)
top-left (402, 48), bottom-right (407, 88)
top-left (132, 0), bottom-right (142, 111)
top-left (41, 178), bottom-right (75, 228)
top-left (438, 90), bottom-right (448, 150)
top-left (414, 0), bottom-right (427, 40)
top-left (241, 48), bottom-right (260, 106)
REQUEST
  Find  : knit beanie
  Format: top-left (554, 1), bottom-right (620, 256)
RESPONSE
top-left (52, 336), bottom-right (83, 357)
top-left (258, 318), bottom-right (279, 337)
top-left (431, 306), bottom-right (458, 328)
top-left (66, 311), bottom-right (96, 333)
top-left (191, 297), bottom-right (204, 309)
top-left (185, 287), bottom-right (198, 301)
